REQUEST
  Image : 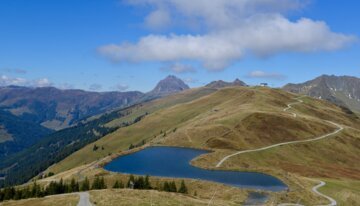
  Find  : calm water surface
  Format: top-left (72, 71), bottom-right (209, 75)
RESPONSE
top-left (104, 146), bottom-right (287, 191)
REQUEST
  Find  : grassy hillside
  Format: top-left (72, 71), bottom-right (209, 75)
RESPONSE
top-left (49, 87), bottom-right (356, 173)
top-left (1, 194), bottom-right (79, 206)
top-left (89, 189), bottom-right (238, 206)
top-left (49, 87), bottom-right (216, 173)
top-left (39, 86), bottom-right (360, 205)
top-left (319, 178), bottom-right (360, 205)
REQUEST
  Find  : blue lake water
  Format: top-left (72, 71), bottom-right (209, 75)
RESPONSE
top-left (104, 146), bottom-right (287, 191)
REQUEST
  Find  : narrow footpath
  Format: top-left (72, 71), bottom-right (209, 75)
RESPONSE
top-left (77, 192), bottom-right (93, 206)
top-left (216, 97), bottom-right (341, 206)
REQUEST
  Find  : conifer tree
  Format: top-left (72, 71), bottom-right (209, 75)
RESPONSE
top-left (113, 180), bottom-right (120, 189)
top-left (92, 176), bottom-right (100, 190)
top-left (81, 177), bottom-right (90, 191)
top-left (135, 176), bottom-right (144, 189)
top-left (99, 177), bottom-right (107, 189)
top-left (178, 180), bottom-right (188, 194)
top-left (169, 181), bottom-right (177, 192)
top-left (14, 189), bottom-right (22, 200)
top-left (70, 178), bottom-right (79, 192)
top-left (163, 181), bottom-right (170, 192)
top-left (144, 175), bottom-right (151, 189)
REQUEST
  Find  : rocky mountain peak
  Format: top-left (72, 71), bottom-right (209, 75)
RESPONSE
top-left (146, 75), bottom-right (190, 98)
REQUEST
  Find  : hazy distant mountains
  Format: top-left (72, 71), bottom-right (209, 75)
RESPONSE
top-left (283, 75), bottom-right (360, 112)
top-left (0, 86), bottom-right (143, 130)
top-left (0, 76), bottom-right (190, 157)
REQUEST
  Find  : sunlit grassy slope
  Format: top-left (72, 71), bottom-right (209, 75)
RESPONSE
top-left (50, 86), bottom-right (358, 173)
top-left (1, 194), bottom-right (79, 206)
top-left (319, 178), bottom-right (360, 205)
top-left (44, 86), bottom-right (360, 205)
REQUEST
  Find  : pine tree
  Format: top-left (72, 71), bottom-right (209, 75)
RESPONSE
top-left (14, 189), bottom-right (22, 200)
top-left (100, 177), bottom-right (107, 189)
top-left (144, 175), bottom-right (151, 189)
top-left (163, 181), bottom-right (170, 192)
top-left (81, 177), bottom-right (90, 191)
top-left (92, 176), bottom-right (100, 190)
top-left (70, 178), bottom-right (79, 192)
top-left (3, 187), bottom-right (15, 200)
top-left (129, 144), bottom-right (135, 150)
top-left (169, 181), bottom-right (177, 192)
top-left (58, 179), bottom-right (64, 194)
top-left (113, 180), bottom-right (120, 189)
top-left (21, 186), bottom-right (30, 199)
top-left (0, 189), bottom-right (4, 201)
top-left (135, 176), bottom-right (144, 189)
top-left (178, 180), bottom-right (188, 194)
top-left (31, 182), bottom-right (42, 197)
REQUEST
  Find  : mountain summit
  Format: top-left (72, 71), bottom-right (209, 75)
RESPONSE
top-left (146, 75), bottom-right (190, 98)
top-left (206, 79), bottom-right (247, 89)
top-left (283, 75), bottom-right (360, 112)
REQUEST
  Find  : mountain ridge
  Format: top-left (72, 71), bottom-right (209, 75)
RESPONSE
top-left (205, 78), bottom-right (247, 89)
top-left (283, 74), bottom-right (360, 112)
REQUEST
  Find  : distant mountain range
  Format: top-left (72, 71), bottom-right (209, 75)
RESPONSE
top-left (283, 75), bottom-right (360, 113)
top-left (0, 86), bottom-right (143, 130)
top-left (0, 76), bottom-right (190, 130)
top-left (0, 75), bottom-right (190, 158)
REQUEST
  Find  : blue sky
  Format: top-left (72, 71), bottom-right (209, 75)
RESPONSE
top-left (0, 0), bottom-right (359, 92)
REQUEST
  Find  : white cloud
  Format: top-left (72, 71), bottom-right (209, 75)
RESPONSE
top-left (145, 9), bottom-right (171, 30)
top-left (0, 75), bottom-right (52, 87)
top-left (246, 70), bottom-right (286, 80)
top-left (100, 0), bottom-right (356, 71)
top-left (114, 84), bottom-right (129, 91)
top-left (182, 77), bottom-right (198, 84)
top-left (161, 63), bottom-right (196, 74)
top-left (89, 84), bottom-right (103, 91)
top-left (34, 78), bottom-right (52, 87)
top-left (127, 0), bottom-right (307, 29)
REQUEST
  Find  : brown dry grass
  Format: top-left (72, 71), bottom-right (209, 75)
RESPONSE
top-left (1, 194), bottom-right (79, 206)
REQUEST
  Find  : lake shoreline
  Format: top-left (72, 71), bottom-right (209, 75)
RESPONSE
top-left (103, 146), bottom-right (288, 192)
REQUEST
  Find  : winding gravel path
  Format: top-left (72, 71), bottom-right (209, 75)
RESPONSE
top-left (215, 97), bottom-right (341, 205)
top-left (277, 181), bottom-right (337, 206)
top-left (216, 121), bottom-right (343, 167)
top-left (77, 192), bottom-right (93, 206)
top-left (311, 181), bottom-right (337, 206)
